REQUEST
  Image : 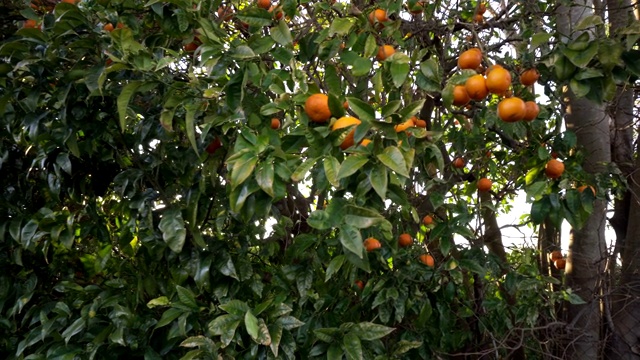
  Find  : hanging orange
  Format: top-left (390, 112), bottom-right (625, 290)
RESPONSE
top-left (497, 97), bottom-right (526, 122)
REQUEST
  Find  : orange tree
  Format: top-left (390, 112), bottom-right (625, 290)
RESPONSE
top-left (0, 0), bottom-right (637, 358)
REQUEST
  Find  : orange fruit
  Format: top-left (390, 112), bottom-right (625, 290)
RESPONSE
top-left (408, 1), bottom-right (425, 14)
top-left (257, 0), bottom-right (271, 9)
top-left (103, 23), bottom-right (115, 32)
top-left (452, 157), bottom-right (466, 169)
top-left (414, 119), bottom-right (427, 128)
top-left (116, 22), bottom-right (125, 29)
top-left (205, 137), bottom-right (222, 154)
top-left (485, 65), bottom-right (511, 95)
top-left (343, 100), bottom-right (349, 109)
top-left (457, 48), bottom-right (482, 70)
top-left (331, 116), bottom-right (362, 150)
top-left (368, 9), bottom-right (389, 26)
top-left (364, 237), bottom-right (382, 252)
top-left (376, 45), bottom-right (395, 61)
top-left (354, 280), bottom-right (365, 290)
top-left (419, 254), bottom-right (435, 267)
top-left (545, 159), bottom-right (565, 179)
top-left (269, 5), bottom-right (283, 19)
top-left (184, 42), bottom-right (199, 52)
top-left (422, 215), bottom-right (434, 225)
top-left (497, 97), bottom-right (526, 122)
top-left (474, 14), bottom-right (484, 23)
top-left (578, 185), bottom-right (596, 195)
top-left (394, 119), bottom-right (415, 132)
top-left (452, 85), bottom-right (470, 106)
top-left (477, 2), bottom-right (486, 14)
top-left (359, 138), bottom-right (372, 147)
top-left (554, 258), bottom-right (566, 270)
top-left (270, 118), bottom-right (281, 129)
top-left (477, 177), bottom-right (492, 192)
top-left (520, 68), bottom-right (540, 86)
top-left (523, 101), bottom-right (540, 121)
top-left (398, 233), bottom-right (412, 247)
top-left (465, 74), bottom-right (488, 101)
top-left (24, 19), bottom-right (38, 29)
top-left (305, 93), bottom-right (332, 123)
top-left (550, 250), bottom-right (563, 261)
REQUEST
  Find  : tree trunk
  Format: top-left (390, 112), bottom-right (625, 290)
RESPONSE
top-left (556, 2), bottom-right (611, 358)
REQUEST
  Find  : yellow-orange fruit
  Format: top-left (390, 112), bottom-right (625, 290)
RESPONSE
top-left (497, 97), bottom-right (526, 123)
top-left (331, 116), bottom-right (362, 150)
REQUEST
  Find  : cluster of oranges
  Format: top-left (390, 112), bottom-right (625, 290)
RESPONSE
top-left (550, 250), bottom-right (566, 270)
top-left (453, 48), bottom-right (540, 123)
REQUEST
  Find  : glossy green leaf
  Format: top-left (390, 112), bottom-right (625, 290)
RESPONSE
top-left (337, 155), bottom-right (369, 179)
top-left (159, 208), bottom-right (186, 253)
top-left (376, 146), bottom-right (409, 177)
top-left (339, 224), bottom-right (364, 258)
top-left (255, 161), bottom-right (275, 197)
top-left (369, 163), bottom-right (388, 200)
top-left (343, 332), bottom-right (362, 360)
top-left (325, 255), bottom-right (346, 282)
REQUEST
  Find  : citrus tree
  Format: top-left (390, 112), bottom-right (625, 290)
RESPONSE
top-left (1, 0), bottom-right (638, 359)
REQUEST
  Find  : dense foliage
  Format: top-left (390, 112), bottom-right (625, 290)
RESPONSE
top-left (1, 0), bottom-right (638, 358)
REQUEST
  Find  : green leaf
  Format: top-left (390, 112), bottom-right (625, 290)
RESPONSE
top-left (147, 296), bottom-right (171, 308)
top-left (339, 224), bottom-right (364, 258)
top-left (184, 102), bottom-right (199, 156)
top-left (420, 58), bottom-right (441, 82)
top-left (328, 17), bottom-right (354, 36)
top-left (337, 155), bottom-right (369, 179)
top-left (390, 62), bottom-right (410, 88)
top-left (291, 157), bottom-right (319, 182)
top-left (216, 251), bottom-right (239, 280)
top-left (325, 255), bottom-right (346, 282)
top-left (343, 332), bottom-right (363, 360)
top-left (61, 318), bottom-right (85, 344)
top-left (176, 286), bottom-right (198, 310)
top-left (230, 153), bottom-right (258, 190)
top-left (569, 78), bottom-right (591, 98)
top-left (327, 343), bottom-right (343, 360)
top-left (232, 45), bottom-right (258, 59)
top-left (562, 42), bottom-right (599, 68)
top-left (208, 314), bottom-right (241, 347)
top-left (376, 146), bottom-right (409, 177)
top-left (180, 336), bottom-right (215, 349)
top-left (269, 322), bottom-right (283, 357)
top-left (353, 322), bottom-right (395, 340)
top-left (364, 35), bottom-right (378, 58)
top-left (155, 308), bottom-right (183, 329)
top-left (532, 33), bottom-right (553, 49)
top-left (256, 318), bottom-right (272, 345)
top-left (255, 161), bottom-right (275, 197)
top-left (393, 340), bottom-right (423, 355)
top-left (271, 20), bottom-right (293, 45)
top-left (236, 8), bottom-right (273, 27)
top-left (219, 300), bottom-right (251, 316)
top-left (458, 259), bottom-right (486, 275)
top-left (324, 156), bottom-right (341, 187)
top-left (159, 207), bottom-right (186, 253)
top-left (117, 81), bottom-right (142, 131)
top-left (346, 97), bottom-right (376, 122)
top-left (369, 163), bottom-right (388, 200)
top-left (244, 310), bottom-right (259, 340)
top-left (277, 315), bottom-right (305, 330)
top-left (575, 14), bottom-right (603, 31)
top-left (399, 100), bottom-right (425, 121)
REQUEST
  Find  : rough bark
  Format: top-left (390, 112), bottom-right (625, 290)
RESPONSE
top-left (557, 3), bottom-right (611, 358)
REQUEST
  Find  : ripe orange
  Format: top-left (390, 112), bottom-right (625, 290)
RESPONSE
top-left (477, 2), bottom-right (486, 14)
top-left (414, 119), bottom-right (427, 128)
top-left (578, 185), bottom-right (596, 195)
top-left (343, 100), bottom-right (349, 110)
top-left (398, 233), bottom-right (412, 247)
top-left (465, 74), bottom-right (488, 101)
top-left (257, 0), bottom-right (271, 9)
top-left (354, 280), bottom-right (365, 290)
top-left (474, 13), bottom-right (484, 23)
top-left (485, 65), bottom-right (511, 95)
top-left (520, 68), bottom-right (540, 86)
top-left (477, 177), bottom-right (492, 192)
top-left (550, 250), bottom-right (563, 261)
top-left (331, 116), bottom-right (362, 150)
top-left (269, 5), bottom-right (283, 20)
top-left (523, 101), bottom-right (540, 121)
top-left (270, 118), bottom-right (281, 129)
top-left (423, 215), bottom-right (434, 226)
top-left (305, 93), bottom-right (332, 123)
top-left (116, 22), bottom-right (125, 29)
top-left (376, 45), bottom-right (395, 61)
top-left (364, 237), bottom-right (382, 252)
top-left (394, 119), bottom-right (415, 132)
top-left (452, 157), bottom-right (466, 169)
top-left (408, 1), bottom-right (425, 14)
top-left (554, 258), bottom-right (566, 270)
top-left (457, 48), bottom-right (482, 70)
top-left (103, 23), bottom-right (115, 32)
top-left (24, 19), bottom-right (38, 29)
top-left (368, 9), bottom-right (389, 26)
top-left (497, 97), bottom-right (526, 122)
top-left (359, 138), bottom-right (372, 147)
top-left (419, 254), bottom-right (435, 267)
top-left (184, 42), bottom-right (199, 52)
top-left (452, 85), bottom-right (470, 106)
top-left (545, 159), bottom-right (565, 179)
